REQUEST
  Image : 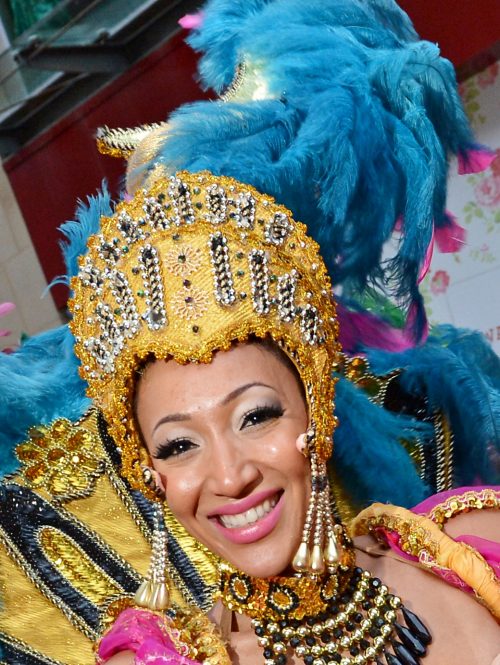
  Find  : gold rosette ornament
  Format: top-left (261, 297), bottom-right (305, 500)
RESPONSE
top-left (69, 171), bottom-right (340, 498)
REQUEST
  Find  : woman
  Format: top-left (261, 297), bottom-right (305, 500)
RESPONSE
top-left (0, 3), bottom-right (499, 663)
top-left (66, 170), bottom-right (499, 665)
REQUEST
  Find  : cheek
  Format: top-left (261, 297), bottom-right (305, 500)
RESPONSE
top-left (154, 464), bottom-right (200, 521)
top-left (264, 435), bottom-right (310, 484)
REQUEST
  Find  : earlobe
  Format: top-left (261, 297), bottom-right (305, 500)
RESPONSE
top-left (296, 428), bottom-right (315, 456)
top-left (295, 433), bottom-right (308, 456)
top-left (141, 465), bottom-right (166, 498)
top-left (154, 470), bottom-right (167, 495)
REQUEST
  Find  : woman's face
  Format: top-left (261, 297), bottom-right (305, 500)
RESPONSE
top-left (135, 343), bottom-right (309, 578)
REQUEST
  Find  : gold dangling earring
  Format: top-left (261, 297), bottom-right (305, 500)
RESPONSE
top-left (134, 504), bottom-right (170, 610)
top-left (292, 426), bottom-right (346, 575)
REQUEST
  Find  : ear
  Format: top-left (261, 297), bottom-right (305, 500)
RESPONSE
top-left (141, 464), bottom-right (166, 498)
top-left (295, 432), bottom-right (308, 456)
top-left (152, 469), bottom-right (166, 496)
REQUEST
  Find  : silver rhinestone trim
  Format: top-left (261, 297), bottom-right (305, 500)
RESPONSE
top-left (231, 191), bottom-right (255, 229)
top-left (205, 184), bottom-right (227, 225)
top-left (117, 210), bottom-right (145, 244)
top-left (277, 272), bottom-right (297, 322)
top-left (97, 235), bottom-right (121, 265)
top-left (209, 232), bottom-right (236, 305)
top-left (78, 257), bottom-right (104, 293)
top-left (265, 211), bottom-right (293, 246)
top-left (249, 249), bottom-right (270, 314)
top-left (300, 303), bottom-right (319, 345)
top-left (83, 337), bottom-right (114, 373)
top-left (88, 302), bottom-right (124, 372)
top-left (168, 176), bottom-right (195, 226)
top-left (143, 195), bottom-right (170, 231)
top-left (139, 245), bottom-right (167, 330)
top-left (109, 270), bottom-right (139, 337)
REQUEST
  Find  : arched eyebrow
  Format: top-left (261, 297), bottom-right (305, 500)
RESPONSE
top-left (151, 382), bottom-right (275, 435)
top-left (220, 381), bottom-right (274, 406)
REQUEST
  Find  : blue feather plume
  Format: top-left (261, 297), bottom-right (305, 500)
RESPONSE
top-left (59, 184), bottom-right (113, 281)
top-left (365, 325), bottom-right (500, 486)
top-left (0, 326), bottom-right (89, 477)
top-left (137, 0), bottom-right (481, 330)
top-left (332, 376), bottom-right (431, 508)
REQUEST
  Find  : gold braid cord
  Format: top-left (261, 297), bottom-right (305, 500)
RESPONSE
top-left (351, 500), bottom-right (500, 621)
top-left (426, 487), bottom-right (500, 526)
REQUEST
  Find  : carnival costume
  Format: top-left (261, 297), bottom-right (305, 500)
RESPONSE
top-left (1, 1), bottom-right (499, 664)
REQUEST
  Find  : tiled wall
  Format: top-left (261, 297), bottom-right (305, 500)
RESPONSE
top-left (0, 163), bottom-right (62, 350)
top-left (421, 60), bottom-right (500, 354)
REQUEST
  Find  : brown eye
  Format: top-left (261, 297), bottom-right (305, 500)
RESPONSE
top-left (241, 405), bottom-right (284, 429)
top-left (155, 438), bottom-right (196, 460)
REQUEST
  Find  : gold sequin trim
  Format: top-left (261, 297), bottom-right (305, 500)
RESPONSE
top-left (16, 418), bottom-right (105, 502)
top-left (426, 488), bottom-right (500, 527)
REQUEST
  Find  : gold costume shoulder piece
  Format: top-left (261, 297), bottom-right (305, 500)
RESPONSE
top-left (0, 410), bottom-right (218, 664)
top-left (351, 490), bottom-right (500, 621)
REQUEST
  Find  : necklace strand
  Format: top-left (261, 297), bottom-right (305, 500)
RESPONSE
top-left (220, 566), bottom-right (431, 665)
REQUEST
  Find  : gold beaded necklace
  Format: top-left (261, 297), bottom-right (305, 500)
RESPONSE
top-left (218, 564), bottom-right (431, 665)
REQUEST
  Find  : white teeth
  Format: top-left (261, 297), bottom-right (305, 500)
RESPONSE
top-left (219, 494), bottom-right (278, 529)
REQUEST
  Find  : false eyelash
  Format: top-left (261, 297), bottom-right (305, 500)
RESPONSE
top-left (154, 437), bottom-right (196, 460)
top-left (241, 404), bottom-right (284, 428)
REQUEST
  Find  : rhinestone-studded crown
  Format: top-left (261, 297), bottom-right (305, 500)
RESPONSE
top-left (69, 171), bottom-right (340, 495)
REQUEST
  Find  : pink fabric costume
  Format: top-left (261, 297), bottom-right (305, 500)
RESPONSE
top-left (97, 608), bottom-right (202, 664)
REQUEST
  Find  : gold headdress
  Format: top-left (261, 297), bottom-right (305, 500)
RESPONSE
top-left (69, 170), bottom-right (343, 574)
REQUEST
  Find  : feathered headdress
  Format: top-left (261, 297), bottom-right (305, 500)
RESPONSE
top-left (123, 0), bottom-right (494, 340)
top-left (1, 0), bottom-right (498, 503)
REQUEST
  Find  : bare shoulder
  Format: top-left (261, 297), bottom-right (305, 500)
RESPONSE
top-left (354, 536), bottom-right (500, 665)
top-left (101, 650), bottom-right (135, 664)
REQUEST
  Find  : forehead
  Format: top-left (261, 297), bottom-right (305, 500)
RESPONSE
top-left (137, 343), bottom-right (298, 406)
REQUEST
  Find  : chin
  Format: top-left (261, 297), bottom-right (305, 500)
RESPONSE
top-left (223, 548), bottom-right (295, 579)
top-left (212, 527), bottom-right (300, 578)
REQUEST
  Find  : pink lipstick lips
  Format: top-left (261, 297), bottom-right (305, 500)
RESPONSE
top-left (208, 488), bottom-right (284, 545)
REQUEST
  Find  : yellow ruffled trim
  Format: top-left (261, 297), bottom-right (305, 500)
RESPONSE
top-left (351, 503), bottom-right (500, 621)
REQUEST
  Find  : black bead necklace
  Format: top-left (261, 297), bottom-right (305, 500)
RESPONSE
top-left (247, 567), bottom-right (432, 665)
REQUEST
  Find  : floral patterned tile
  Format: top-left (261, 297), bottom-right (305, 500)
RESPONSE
top-left (445, 267), bottom-right (500, 354)
top-left (424, 58), bottom-right (500, 353)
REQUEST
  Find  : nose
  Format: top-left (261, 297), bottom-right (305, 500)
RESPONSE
top-left (206, 434), bottom-right (261, 498)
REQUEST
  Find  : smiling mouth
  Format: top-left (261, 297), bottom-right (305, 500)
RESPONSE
top-left (217, 491), bottom-right (282, 529)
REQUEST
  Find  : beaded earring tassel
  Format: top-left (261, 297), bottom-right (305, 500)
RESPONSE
top-left (292, 428), bottom-right (343, 575)
top-left (134, 506), bottom-right (170, 610)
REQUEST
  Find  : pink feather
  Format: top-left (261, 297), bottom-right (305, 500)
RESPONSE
top-left (435, 213), bottom-right (467, 253)
top-left (458, 148), bottom-right (496, 175)
top-left (178, 12), bottom-right (204, 30)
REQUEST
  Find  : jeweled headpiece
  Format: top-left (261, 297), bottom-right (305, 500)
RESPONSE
top-left (69, 170), bottom-right (340, 498)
